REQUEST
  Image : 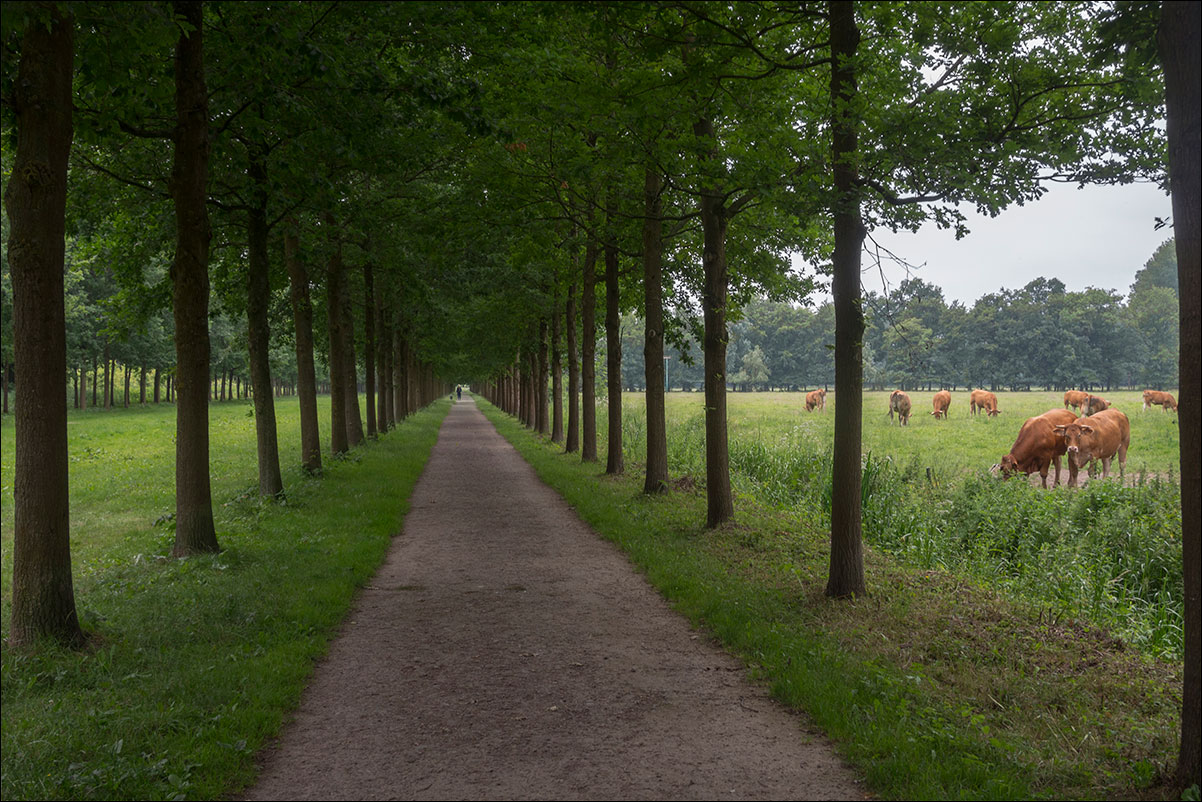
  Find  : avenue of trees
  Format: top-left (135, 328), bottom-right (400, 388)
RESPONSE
top-left (3, 0), bottom-right (1198, 787)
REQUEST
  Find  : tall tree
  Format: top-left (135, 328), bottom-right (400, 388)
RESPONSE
top-left (825, 0), bottom-right (867, 597)
top-left (169, 0), bottom-right (219, 556)
top-left (1160, 0), bottom-right (1200, 787)
top-left (3, 2), bottom-right (85, 646)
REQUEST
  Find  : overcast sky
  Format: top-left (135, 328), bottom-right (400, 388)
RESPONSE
top-left (795, 180), bottom-right (1174, 308)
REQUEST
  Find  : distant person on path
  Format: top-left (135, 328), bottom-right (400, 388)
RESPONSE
top-left (456, 385), bottom-right (462, 400)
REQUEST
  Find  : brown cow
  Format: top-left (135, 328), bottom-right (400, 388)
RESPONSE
top-left (969, 389), bottom-right (1000, 417)
top-left (1142, 390), bottom-right (1178, 412)
top-left (1063, 390), bottom-right (1089, 411)
top-left (805, 388), bottom-right (826, 412)
top-left (996, 408), bottom-right (1077, 488)
top-left (1054, 407), bottom-right (1131, 487)
top-left (930, 389), bottom-right (951, 419)
top-left (1081, 395), bottom-right (1110, 416)
top-left (888, 390), bottom-right (911, 426)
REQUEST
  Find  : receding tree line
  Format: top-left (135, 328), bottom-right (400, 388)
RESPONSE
top-left (602, 240), bottom-right (1181, 394)
top-left (2, 0), bottom-right (1197, 788)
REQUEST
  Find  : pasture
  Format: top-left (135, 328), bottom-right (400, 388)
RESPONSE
top-left (611, 389), bottom-right (1184, 658)
top-left (649, 389), bottom-right (1181, 485)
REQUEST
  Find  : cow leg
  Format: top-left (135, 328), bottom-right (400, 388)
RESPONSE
top-left (1052, 455), bottom-right (1061, 487)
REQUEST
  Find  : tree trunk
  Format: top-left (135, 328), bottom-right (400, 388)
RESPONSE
top-left (566, 281), bottom-right (580, 453)
top-left (123, 364), bottom-right (130, 408)
top-left (694, 114), bottom-right (734, 527)
top-left (4, 3), bottom-right (84, 647)
top-left (642, 167), bottom-right (669, 494)
top-left (154, 368), bottom-right (160, 403)
top-left (169, 0), bottom-right (218, 557)
top-left (825, 0), bottom-right (866, 598)
top-left (1161, 0), bottom-right (1201, 788)
top-left (538, 317), bottom-right (550, 435)
top-left (581, 236), bottom-right (599, 462)
top-left (139, 362), bottom-right (146, 404)
top-left (604, 213), bottom-right (623, 475)
top-left (375, 287), bottom-right (389, 431)
top-left (325, 225), bottom-right (349, 455)
top-left (103, 342), bottom-right (111, 409)
top-left (364, 261), bottom-right (377, 438)
top-left (285, 224), bottom-right (321, 473)
top-left (342, 280), bottom-right (365, 447)
top-left (399, 327), bottom-right (413, 425)
top-left (246, 155), bottom-right (283, 496)
top-left (551, 299), bottom-right (563, 443)
top-left (91, 355), bottom-right (97, 407)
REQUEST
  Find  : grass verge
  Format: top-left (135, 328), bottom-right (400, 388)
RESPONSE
top-left (479, 399), bottom-right (1183, 801)
top-left (1, 399), bottom-right (449, 800)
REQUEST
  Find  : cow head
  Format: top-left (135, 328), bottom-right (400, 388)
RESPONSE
top-left (931, 409), bottom-right (945, 419)
top-left (1054, 423), bottom-right (1093, 465)
top-left (987, 407), bottom-right (1001, 417)
top-left (998, 454), bottom-right (1019, 478)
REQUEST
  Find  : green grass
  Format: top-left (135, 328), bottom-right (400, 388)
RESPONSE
top-left (1, 396), bottom-right (449, 800)
top-left (492, 392), bottom-right (1183, 800)
top-left (611, 390), bottom-right (1184, 658)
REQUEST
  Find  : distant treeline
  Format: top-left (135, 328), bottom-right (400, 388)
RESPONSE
top-left (617, 239), bottom-right (1179, 394)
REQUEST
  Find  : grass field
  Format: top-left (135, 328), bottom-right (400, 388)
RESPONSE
top-left (606, 390), bottom-right (1185, 658)
top-left (646, 389), bottom-right (1181, 484)
top-left (1, 397), bottom-right (449, 800)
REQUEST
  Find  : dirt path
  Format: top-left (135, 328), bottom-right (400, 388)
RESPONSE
top-left (245, 398), bottom-right (867, 801)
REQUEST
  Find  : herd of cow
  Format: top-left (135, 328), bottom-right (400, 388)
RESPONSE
top-left (802, 386), bottom-right (1179, 489)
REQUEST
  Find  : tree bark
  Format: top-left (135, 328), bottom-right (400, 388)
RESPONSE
top-left (565, 281), bottom-right (580, 453)
top-left (604, 211), bottom-right (623, 475)
top-left (642, 167), bottom-right (669, 494)
top-left (399, 327), bottom-right (413, 425)
top-left (342, 279), bottom-right (365, 447)
top-left (326, 225), bottom-right (349, 455)
top-left (1161, 0), bottom-right (1201, 788)
top-left (103, 342), bottom-right (111, 409)
top-left (4, 3), bottom-right (84, 647)
top-left (364, 261), bottom-right (377, 437)
top-left (551, 297), bottom-right (564, 443)
top-left (375, 284), bottom-right (389, 431)
top-left (246, 153), bottom-right (283, 496)
top-left (538, 317), bottom-right (550, 434)
top-left (581, 236), bottom-right (599, 462)
top-left (284, 223), bottom-right (322, 473)
top-left (825, 0), bottom-right (866, 598)
top-left (169, 0), bottom-right (219, 557)
top-left (694, 114), bottom-right (734, 527)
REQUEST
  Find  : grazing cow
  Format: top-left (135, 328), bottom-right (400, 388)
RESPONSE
top-left (1063, 390), bottom-right (1089, 411)
top-left (1081, 395), bottom-right (1110, 416)
top-left (970, 389), bottom-right (1000, 417)
top-left (996, 408), bottom-right (1078, 488)
top-left (1054, 407), bottom-right (1131, 487)
top-left (930, 389), bottom-right (951, 419)
top-left (805, 388), bottom-right (827, 412)
top-left (888, 390), bottom-right (911, 426)
top-left (1142, 390), bottom-right (1178, 412)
